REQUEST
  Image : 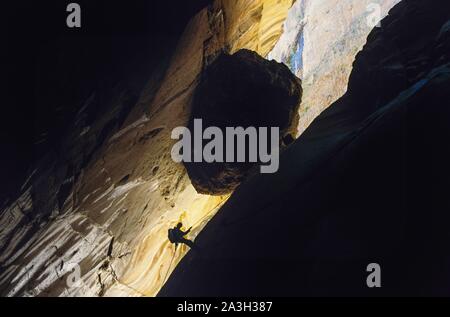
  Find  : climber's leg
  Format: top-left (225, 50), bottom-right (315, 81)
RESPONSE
top-left (180, 238), bottom-right (197, 251)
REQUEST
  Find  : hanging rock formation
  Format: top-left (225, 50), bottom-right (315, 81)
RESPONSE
top-left (185, 49), bottom-right (302, 195)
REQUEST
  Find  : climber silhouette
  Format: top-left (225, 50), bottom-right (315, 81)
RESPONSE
top-left (168, 223), bottom-right (198, 251)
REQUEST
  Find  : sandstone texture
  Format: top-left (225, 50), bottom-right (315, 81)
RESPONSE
top-left (0, 0), bottom-right (295, 297)
top-left (269, 0), bottom-right (401, 135)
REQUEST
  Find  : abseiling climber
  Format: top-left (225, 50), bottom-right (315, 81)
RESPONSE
top-left (168, 223), bottom-right (197, 251)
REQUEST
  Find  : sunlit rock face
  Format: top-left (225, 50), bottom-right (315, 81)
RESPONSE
top-left (0, 1), bottom-right (294, 297)
top-left (218, 0), bottom-right (296, 57)
top-left (268, 0), bottom-right (401, 135)
top-left (185, 49), bottom-right (302, 195)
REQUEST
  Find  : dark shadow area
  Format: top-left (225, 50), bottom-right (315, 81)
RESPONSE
top-left (2, 0), bottom-right (212, 204)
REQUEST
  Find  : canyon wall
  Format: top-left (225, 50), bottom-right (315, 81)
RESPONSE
top-left (0, 0), bottom-right (294, 297)
top-left (1, 0), bottom-right (414, 297)
top-left (269, 0), bottom-right (401, 134)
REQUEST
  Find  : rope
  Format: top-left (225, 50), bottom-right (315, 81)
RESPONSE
top-left (109, 263), bottom-right (148, 297)
top-left (190, 199), bottom-right (228, 229)
top-left (115, 278), bottom-right (148, 297)
top-left (161, 246), bottom-right (178, 286)
top-left (160, 198), bottom-right (227, 286)
top-left (104, 199), bottom-right (228, 296)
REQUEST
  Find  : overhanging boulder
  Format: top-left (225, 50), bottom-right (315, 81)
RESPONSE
top-left (184, 49), bottom-right (302, 195)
